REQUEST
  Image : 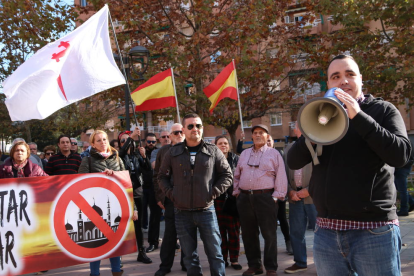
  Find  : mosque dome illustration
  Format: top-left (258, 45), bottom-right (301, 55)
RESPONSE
top-left (92, 203), bottom-right (103, 216)
top-left (65, 222), bottom-right (73, 231)
top-left (66, 197), bottom-right (120, 248)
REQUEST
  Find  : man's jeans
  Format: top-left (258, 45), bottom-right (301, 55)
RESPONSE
top-left (90, 257), bottom-right (121, 276)
top-left (395, 162), bottom-right (414, 213)
top-left (314, 224), bottom-right (401, 276)
top-left (175, 205), bottom-right (225, 276)
top-left (289, 200), bottom-right (317, 268)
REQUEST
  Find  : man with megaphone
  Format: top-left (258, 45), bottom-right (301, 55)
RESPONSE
top-left (287, 54), bottom-right (412, 276)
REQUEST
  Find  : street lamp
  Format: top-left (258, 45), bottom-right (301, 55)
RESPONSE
top-left (114, 46), bottom-right (150, 130)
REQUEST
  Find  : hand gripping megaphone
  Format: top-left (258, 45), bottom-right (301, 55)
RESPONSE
top-left (297, 87), bottom-right (349, 165)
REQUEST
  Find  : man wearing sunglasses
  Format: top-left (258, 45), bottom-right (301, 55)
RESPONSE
top-left (142, 133), bottom-right (162, 253)
top-left (151, 131), bottom-right (171, 168)
top-left (70, 138), bottom-right (79, 154)
top-left (153, 123), bottom-right (187, 276)
top-left (159, 113), bottom-right (233, 276)
top-left (233, 124), bottom-right (287, 276)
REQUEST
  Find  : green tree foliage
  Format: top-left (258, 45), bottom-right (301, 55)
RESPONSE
top-left (88, 0), bottom-right (320, 149)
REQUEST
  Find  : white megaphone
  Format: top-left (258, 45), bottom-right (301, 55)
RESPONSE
top-left (297, 87), bottom-right (349, 165)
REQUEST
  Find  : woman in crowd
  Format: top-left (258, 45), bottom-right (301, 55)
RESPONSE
top-left (214, 135), bottom-right (242, 270)
top-left (0, 141), bottom-right (47, 178)
top-left (118, 128), bottom-right (152, 264)
top-left (42, 145), bottom-right (57, 168)
top-left (78, 130), bottom-right (133, 276)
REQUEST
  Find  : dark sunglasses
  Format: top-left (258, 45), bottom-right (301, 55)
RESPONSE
top-left (161, 135), bottom-right (169, 139)
top-left (46, 152), bottom-right (54, 155)
top-left (147, 140), bottom-right (156, 144)
top-left (247, 152), bottom-right (263, 168)
top-left (120, 138), bottom-right (127, 144)
top-left (187, 124), bottom-right (203, 130)
top-left (71, 142), bottom-right (77, 145)
top-left (172, 130), bottom-right (183, 135)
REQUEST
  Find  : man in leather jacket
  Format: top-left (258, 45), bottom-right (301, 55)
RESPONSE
top-left (159, 113), bottom-right (233, 276)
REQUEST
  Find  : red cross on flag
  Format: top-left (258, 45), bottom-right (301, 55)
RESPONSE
top-left (2, 5), bottom-right (125, 121)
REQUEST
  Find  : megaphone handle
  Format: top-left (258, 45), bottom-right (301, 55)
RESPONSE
top-left (305, 139), bottom-right (320, 166)
top-left (316, 144), bottom-right (323, 156)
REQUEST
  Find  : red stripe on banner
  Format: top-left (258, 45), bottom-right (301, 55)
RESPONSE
top-left (209, 86), bottom-right (238, 113)
top-left (135, 96), bottom-right (176, 111)
top-left (131, 69), bottom-right (172, 93)
top-left (203, 62), bottom-right (235, 98)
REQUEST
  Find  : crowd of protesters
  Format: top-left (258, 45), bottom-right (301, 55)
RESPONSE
top-left (0, 56), bottom-right (413, 276)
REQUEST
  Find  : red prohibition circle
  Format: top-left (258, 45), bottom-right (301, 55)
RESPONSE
top-left (53, 176), bottom-right (130, 259)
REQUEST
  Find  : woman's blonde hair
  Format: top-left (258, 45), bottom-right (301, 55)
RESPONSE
top-left (10, 141), bottom-right (30, 161)
top-left (89, 130), bottom-right (118, 158)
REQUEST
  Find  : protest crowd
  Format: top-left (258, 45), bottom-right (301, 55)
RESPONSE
top-left (0, 52), bottom-right (413, 276)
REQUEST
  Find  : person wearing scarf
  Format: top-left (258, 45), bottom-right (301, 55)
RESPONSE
top-left (78, 130), bottom-right (132, 276)
top-left (0, 141), bottom-right (48, 178)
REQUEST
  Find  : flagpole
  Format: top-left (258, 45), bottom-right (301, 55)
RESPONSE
top-left (108, 6), bottom-right (141, 133)
top-left (171, 68), bottom-right (181, 123)
top-left (233, 59), bottom-right (244, 135)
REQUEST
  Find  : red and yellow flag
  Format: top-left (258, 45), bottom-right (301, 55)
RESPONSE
top-left (203, 61), bottom-right (238, 113)
top-left (131, 68), bottom-right (176, 111)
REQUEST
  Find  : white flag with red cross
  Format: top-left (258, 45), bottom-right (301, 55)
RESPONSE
top-left (2, 4), bottom-right (125, 121)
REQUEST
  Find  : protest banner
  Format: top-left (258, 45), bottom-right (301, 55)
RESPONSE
top-left (0, 171), bottom-right (136, 275)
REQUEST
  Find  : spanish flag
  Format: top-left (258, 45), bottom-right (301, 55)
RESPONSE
top-left (131, 68), bottom-right (176, 111)
top-left (203, 61), bottom-right (238, 113)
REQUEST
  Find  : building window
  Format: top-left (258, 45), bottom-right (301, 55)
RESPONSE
top-left (242, 120), bottom-right (252, 128)
top-left (270, 113), bottom-right (282, 126)
top-left (80, 0), bottom-right (88, 7)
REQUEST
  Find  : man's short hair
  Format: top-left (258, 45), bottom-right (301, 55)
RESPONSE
top-left (182, 113), bottom-right (201, 126)
top-left (12, 138), bottom-right (25, 145)
top-left (170, 123), bottom-right (183, 133)
top-left (70, 138), bottom-right (77, 142)
top-left (57, 135), bottom-right (71, 144)
top-left (28, 142), bottom-right (37, 148)
top-left (145, 133), bottom-right (156, 140)
top-left (327, 54), bottom-right (356, 71)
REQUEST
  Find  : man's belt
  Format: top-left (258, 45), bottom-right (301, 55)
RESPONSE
top-left (182, 207), bottom-right (207, 212)
top-left (240, 188), bottom-right (274, 195)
